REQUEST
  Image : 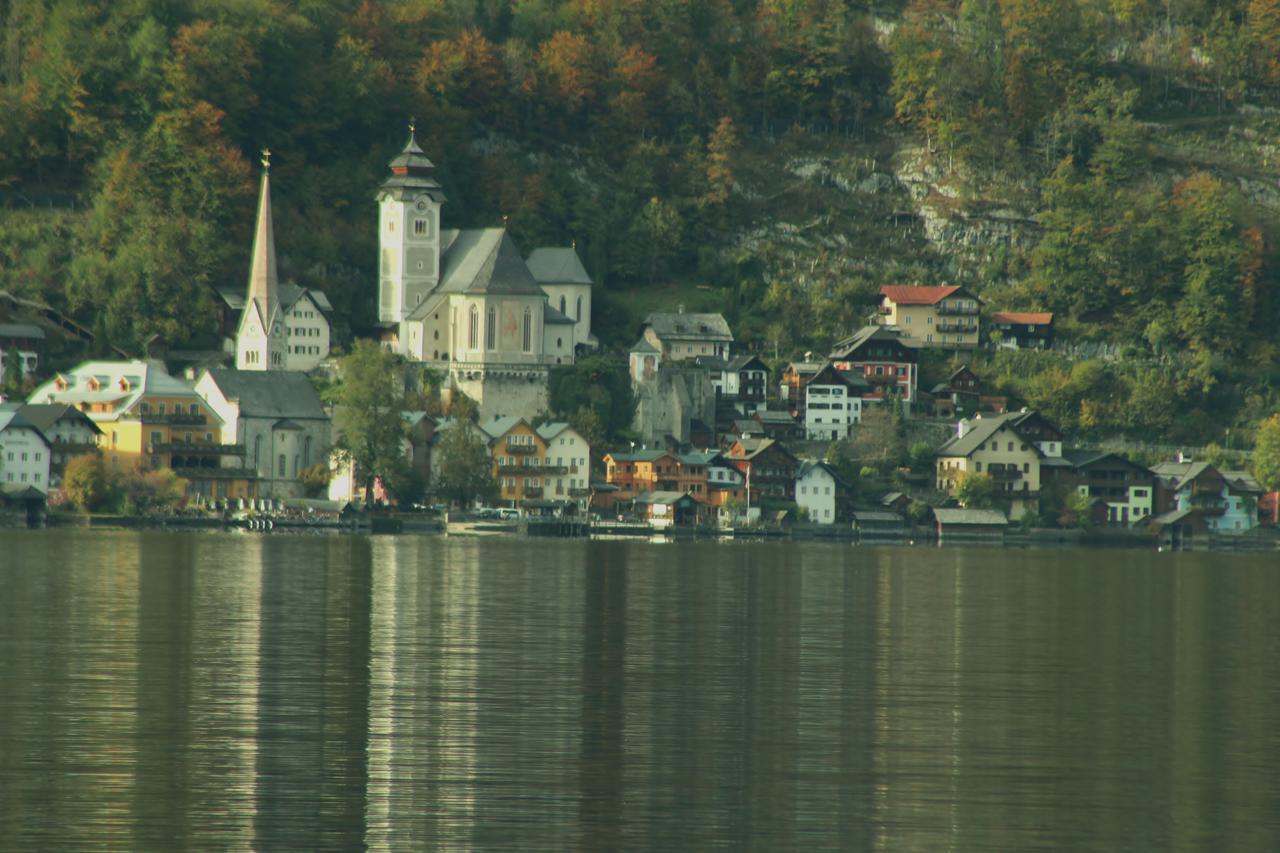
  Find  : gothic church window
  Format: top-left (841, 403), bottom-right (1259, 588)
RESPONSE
top-left (486, 306), bottom-right (496, 350)
top-left (522, 308), bottom-right (532, 353)
top-left (469, 305), bottom-right (479, 350)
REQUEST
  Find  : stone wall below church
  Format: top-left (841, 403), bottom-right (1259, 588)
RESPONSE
top-left (631, 366), bottom-right (716, 447)
top-left (449, 366), bottom-right (550, 422)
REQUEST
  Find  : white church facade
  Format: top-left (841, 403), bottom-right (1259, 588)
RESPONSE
top-left (375, 129), bottom-right (595, 421)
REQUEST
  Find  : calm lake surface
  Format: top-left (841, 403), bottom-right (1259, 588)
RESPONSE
top-left (1, 530), bottom-right (1278, 851)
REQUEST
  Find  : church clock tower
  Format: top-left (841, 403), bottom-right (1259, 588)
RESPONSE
top-left (377, 121), bottom-right (446, 328)
top-left (236, 149), bottom-right (288, 371)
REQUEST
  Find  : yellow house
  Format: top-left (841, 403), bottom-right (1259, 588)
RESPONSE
top-left (27, 360), bottom-right (258, 501)
top-left (935, 412), bottom-right (1047, 518)
top-left (481, 416), bottom-right (553, 505)
top-left (877, 285), bottom-right (982, 348)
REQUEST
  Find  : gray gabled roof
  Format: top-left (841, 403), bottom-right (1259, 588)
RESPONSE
top-left (634, 490), bottom-right (696, 505)
top-left (218, 281), bottom-right (332, 315)
top-left (544, 303), bottom-right (575, 325)
top-left (0, 323), bottom-right (44, 340)
top-left (526, 247), bottom-right (592, 285)
top-left (933, 508), bottom-right (1008, 526)
top-left (203, 368), bottom-right (326, 420)
top-left (535, 421), bottom-right (572, 442)
top-left (797, 459), bottom-right (849, 488)
top-left (629, 338), bottom-right (660, 354)
top-left (480, 414), bottom-right (526, 439)
top-left (935, 412), bottom-right (1042, 459)
top-left (642, 312), bottom-right (733, 343)
top-left (16, 403), bottom-right (102, 435)
top-left (829, 325), bottom-right (916, 359)
top-left (431, 228), bottom-right (548, 297)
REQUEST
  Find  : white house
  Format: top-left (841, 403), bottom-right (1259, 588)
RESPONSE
top-left (795, 460), bottom-right (847, 525)
top-left (0, 403), bottom-right (52, 494)
top-left (535, 421), bottom-right (591, 508)
top-left (803, 362), bottom-right (865, 441)
top-left (16, 403), bottom-right (101, 487)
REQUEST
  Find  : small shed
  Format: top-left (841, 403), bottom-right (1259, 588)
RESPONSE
top-left (933, 508), bottom-right (1008, 544)
top-left (634, 490), bottom-right (699, 528)
top-left (1147, 508), bottom-right (1211, 551)
top-left (852, 510), bottom-right (907, 544)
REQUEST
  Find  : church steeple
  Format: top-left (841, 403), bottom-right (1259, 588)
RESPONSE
top-left (236, 149), bottom-right (288, 371)
top-left (378, 121), bottom-right (446, 331)
top-left (247, 148), bottom-right (280, 324)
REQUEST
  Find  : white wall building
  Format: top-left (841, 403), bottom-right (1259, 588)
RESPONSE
top-left (0, 403), bottom-right (52, 494)
top-left (795, 460), bottom-right (844, 524)
top-left (535, 422), bottom-right (591, 507)
top-left (803, 363), bottom-right (864, 441)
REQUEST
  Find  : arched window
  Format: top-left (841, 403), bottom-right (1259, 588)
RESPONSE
top-left (303, 437), bottom-right (311, 468)
top-left (559, 295), bottom-right (566, 314)
top-left (486, 305), bottom-right (496, 350)
top-left (254, 435), bottom-right (261, 469)
top-left (576, 296), bottom-right (582, 322)
top-left (522, 307), bottom-right (532, 353)
top-left (469, 305), bottom-right (479, 350)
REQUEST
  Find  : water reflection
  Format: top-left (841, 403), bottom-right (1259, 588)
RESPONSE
top-left (2, 532), bottom-right (1280, 851)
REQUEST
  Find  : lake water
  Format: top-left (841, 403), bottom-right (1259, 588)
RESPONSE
top-left (1, 530), bottom-right (1278, 851)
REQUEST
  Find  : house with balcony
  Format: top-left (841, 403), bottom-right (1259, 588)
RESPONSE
top-left (28, 360), bottom-right (258, 501)
top-left (195, 369), bottom-right (331, 499)
top-left (876, 285), bottom-right (982, 348)
top-left (828, 326), bottom-right (919, 411)
top-left (535, 422), bottom-right (591, 507)
top-left (802, 363), bottom-right (867, 441)
top-left (1042, 450), bottom-right (1156, 527)
top-left (726, 436), bottom-right (798, 511)
top-left (935, 411), bottom-right (1057, 518)
top-left (1149, 461), bottom-right (1262, 534)
top-left (989, 311), bottom-right (1054, 350)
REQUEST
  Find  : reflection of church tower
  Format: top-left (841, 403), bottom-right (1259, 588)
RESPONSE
top-left (236, 150), bottom-right (288, 371)
top-left (377, 122), bottom-right (446, 328)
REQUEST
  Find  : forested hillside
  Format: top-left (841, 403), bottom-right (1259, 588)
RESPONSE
top-left (3, 0), bottom-right (1280, 444)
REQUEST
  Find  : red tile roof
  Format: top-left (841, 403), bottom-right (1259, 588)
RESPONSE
top-left (878, 285), bottom-right (961, 305)
top-left (991, 311), bottom-right (1053, 325)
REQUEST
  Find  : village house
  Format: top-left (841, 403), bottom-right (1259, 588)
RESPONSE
top-left (639, 311), bottom-right (733, 361)
top-left (935, 411), bottom-right (1061, 519)
top-left (875, 285), bottom-right (982, 348)
top-left (0, 402), bottom-right (52, 495)
top-left (930, 364), bottom-right (983, 418)
top-left (780, 360), bottom-right (822, 418)
top-left (802, 362), bottom-right (866, 441)
top-left (1041, 450), bottom-right (1156, 527)
top-left (828, 325), bottom-right (919, 411)
top-left (218, 283), bottom-right (333, 372)
top-left (28, 360), bottom-right (258, 501)
top-left (534, 421), bottom-right (591, 507)
top-left (15, 403), bottom-right (101, 488)
top-left (634, 490), bottom-right (702, 528)
top-left (989, 311), bottom-right (1054, 350)
top-left (1149, 461), bottom-right (1262, 534)
top-left (195, 369), bottom-right (331, 499)
top-left (933, 507), bottom-right (1008, 544)
top-left (726, 436), bottom-right (798, 510)
top-left (697, 353), bottom-right (769, 417)
top-left (0, 323), bottom-right (44, 382)
top-left (795, 460), bottom-right (851, 524)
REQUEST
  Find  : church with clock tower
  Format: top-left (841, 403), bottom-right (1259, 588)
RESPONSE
top-left (375, 127), bottom-right (595, 421)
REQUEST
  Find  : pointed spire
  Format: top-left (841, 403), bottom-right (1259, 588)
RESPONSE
top-left (246, 151), bottom-right (279, 324)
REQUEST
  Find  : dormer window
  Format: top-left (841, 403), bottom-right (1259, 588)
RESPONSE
top-left (87, 377), bottom-right (100, 391)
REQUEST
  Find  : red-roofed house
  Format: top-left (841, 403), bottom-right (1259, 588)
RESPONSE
top-left (990, 311), bottom-right (1054, 349)
top-left (876, 285), bottom-right (982, 348)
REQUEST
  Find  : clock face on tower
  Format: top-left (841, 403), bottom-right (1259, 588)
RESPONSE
top-left (416, 200), bottom-right (427, 211)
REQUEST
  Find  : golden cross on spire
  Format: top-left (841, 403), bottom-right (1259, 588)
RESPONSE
top-left (261, 147), bottom-right (271, 170)
top-left (409, 116), bottom-right (416, 135)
